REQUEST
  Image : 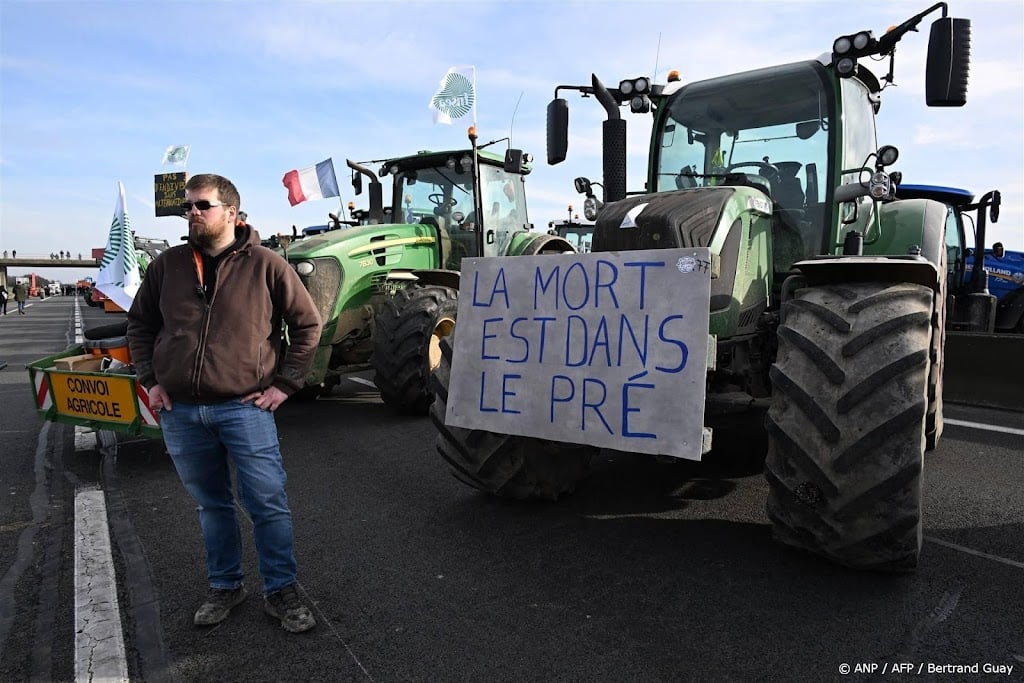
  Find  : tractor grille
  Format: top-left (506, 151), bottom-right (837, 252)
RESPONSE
top-left (296, 257), bottom-right (342, 326)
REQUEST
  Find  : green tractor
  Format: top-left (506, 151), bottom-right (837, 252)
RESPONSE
top-left (284, 130), bottom-right (575, 410)
top-left (431, 4), bottom-right (973, 571)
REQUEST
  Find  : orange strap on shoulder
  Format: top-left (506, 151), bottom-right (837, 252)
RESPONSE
top-left (192, 248), bottom-right (205, 288)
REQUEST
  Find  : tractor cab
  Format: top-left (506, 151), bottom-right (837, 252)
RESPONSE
top-left (547, 219), bottom-right (594, 253)
top-left (351, 138), bottom-right (533, 271)
top-left (548, 6), bottom-right (969, 293)
top-left (651, 61), bottom-right (839, 268)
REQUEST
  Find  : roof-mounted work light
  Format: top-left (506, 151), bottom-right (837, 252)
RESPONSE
top-left (831, 30), bottom-right (877, 78)
top-left (618, 77), bottom-right (652, 113)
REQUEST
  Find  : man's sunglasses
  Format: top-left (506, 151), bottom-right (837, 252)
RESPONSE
top-left (180, 200), bottom-right (230, 213)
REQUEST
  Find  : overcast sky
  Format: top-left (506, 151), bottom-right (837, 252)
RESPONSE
top-left (2, 0), bottom-right (1021, 283)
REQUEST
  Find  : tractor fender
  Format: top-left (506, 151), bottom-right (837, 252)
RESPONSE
top-left (508, 231), bottom-right (576, 256)
top-left (795, 197), bottom-right (948, 291)
top-left (407, 268), bottom-right (461, 291)
top-left (791, 255), bottom-right (942, 291)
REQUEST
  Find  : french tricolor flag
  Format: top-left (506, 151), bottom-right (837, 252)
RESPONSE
top-left (282, 158), bottom-right (341, 206)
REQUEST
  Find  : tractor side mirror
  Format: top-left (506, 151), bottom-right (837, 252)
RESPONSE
top-left (504, 149), bottom-right (525, 173)
top-left (547, 98), bottom-right (569, 165)
top-left (925, 17), bottom-right (971, 106)
top-left (351, 170), bottom-right (362, 196)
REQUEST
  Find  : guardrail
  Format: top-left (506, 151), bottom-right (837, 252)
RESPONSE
top-left (944, 331), bottom-right (1024, 412)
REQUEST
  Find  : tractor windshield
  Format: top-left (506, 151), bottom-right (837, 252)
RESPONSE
top-left (397, 165), bottom-right (476, 227)
top-left (394, 160), bottom-right (528, 259)
top-left (654, 61), bottom-right (834, 221)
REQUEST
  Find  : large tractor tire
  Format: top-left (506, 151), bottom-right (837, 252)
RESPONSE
top-left (373, 283), bottom-right (459, 414)
top-left (925, 248), bottom-right (948, 451)
top-left (430, 336), bottom-right (597, 501)
top-left (765, 282), bottom-right (936, 571)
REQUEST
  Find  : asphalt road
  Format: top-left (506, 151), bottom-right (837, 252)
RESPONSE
top-left (1, 296), bottom-right (1022, 682)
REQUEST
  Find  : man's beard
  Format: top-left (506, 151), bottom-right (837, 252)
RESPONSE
top-left (189, 220), bottom-right (224, 250)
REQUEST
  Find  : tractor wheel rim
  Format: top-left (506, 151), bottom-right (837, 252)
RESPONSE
top-left (429, 317), bottom-right (456, 370)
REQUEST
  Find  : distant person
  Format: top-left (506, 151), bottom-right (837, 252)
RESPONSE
top-left (127, 173), bottom-right (322, 634)
top-left (78, 253), bottom-right (82, 260)
top-left (11, 250), bottom-right (16, 258)
top-left (0, 284), bottom-right (8, 315)
top-left (13, 281), bottom-right (28, 314)
top-left (2, 250), bottom-right (7, 258)
top-left (237, 210), bottom-right (260, 240)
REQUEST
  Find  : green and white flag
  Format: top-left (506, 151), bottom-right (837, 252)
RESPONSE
top-left (429, 66), bottom-right (476, 125)
top-left (161, 144), bottom-right (190, 166)
top-left (95, 182), bottom-right (141, 311)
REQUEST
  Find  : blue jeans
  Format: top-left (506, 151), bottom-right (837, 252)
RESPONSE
top-left (159, 399), bottom-right (297, 594)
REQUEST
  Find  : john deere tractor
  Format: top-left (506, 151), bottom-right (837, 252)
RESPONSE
top-left (431, 4), bottom-right (973, 571)
top-left (284, 130), bottom-right (574, 410)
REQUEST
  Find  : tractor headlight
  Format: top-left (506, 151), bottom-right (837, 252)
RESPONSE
top-left (835, 56), bottom-right (857, 77)
top-left (583, 195), bottom-right (601, 221)
top-left (833, 36), bottom-right (852, 54)
top-left (619, 79), bottom-right (634, 95)
top-left (877, 144), bottom-right (900, 167)
top-left (630, 95), bottom-right (651, 113)
top-left (295, 260), bottom-right (315, 276)
top-left (852, 31), bottom-right (871, 51)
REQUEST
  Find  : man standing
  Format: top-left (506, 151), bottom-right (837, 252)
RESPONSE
top-left (127, 173), bottom-right (322, 633)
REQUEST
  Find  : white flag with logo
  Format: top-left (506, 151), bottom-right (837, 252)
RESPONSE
top-left (161, 144), bottom-right (190, 166)
top-left (429, 66), bottom-right (476, 125)
top-left (95, 182), bottom-right (141, 312)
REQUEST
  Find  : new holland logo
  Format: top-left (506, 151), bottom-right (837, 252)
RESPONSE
top-left (431, 72), bottom-right (475, 121)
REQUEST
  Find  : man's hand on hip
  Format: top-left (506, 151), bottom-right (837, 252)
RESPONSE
top-left (242, 386), bottom-right (289, 412)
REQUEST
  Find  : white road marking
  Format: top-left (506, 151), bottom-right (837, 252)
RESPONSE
top-left (73, 298), bottom-right (84, 344)
top-left (74, 426), bottom-right (98, 451)
top-left (925, 536), bottom-right (1024, 571)
top-left (944, 418), bottom-right (1024, 437)
top-left (75, 487), bottom-right (129, 683)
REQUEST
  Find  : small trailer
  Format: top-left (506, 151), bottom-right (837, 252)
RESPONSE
top-left (27, 331), bottom-right (160, 439)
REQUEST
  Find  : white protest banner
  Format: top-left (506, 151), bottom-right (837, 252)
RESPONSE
top-left (444, 248), bottom-right (713, 459)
